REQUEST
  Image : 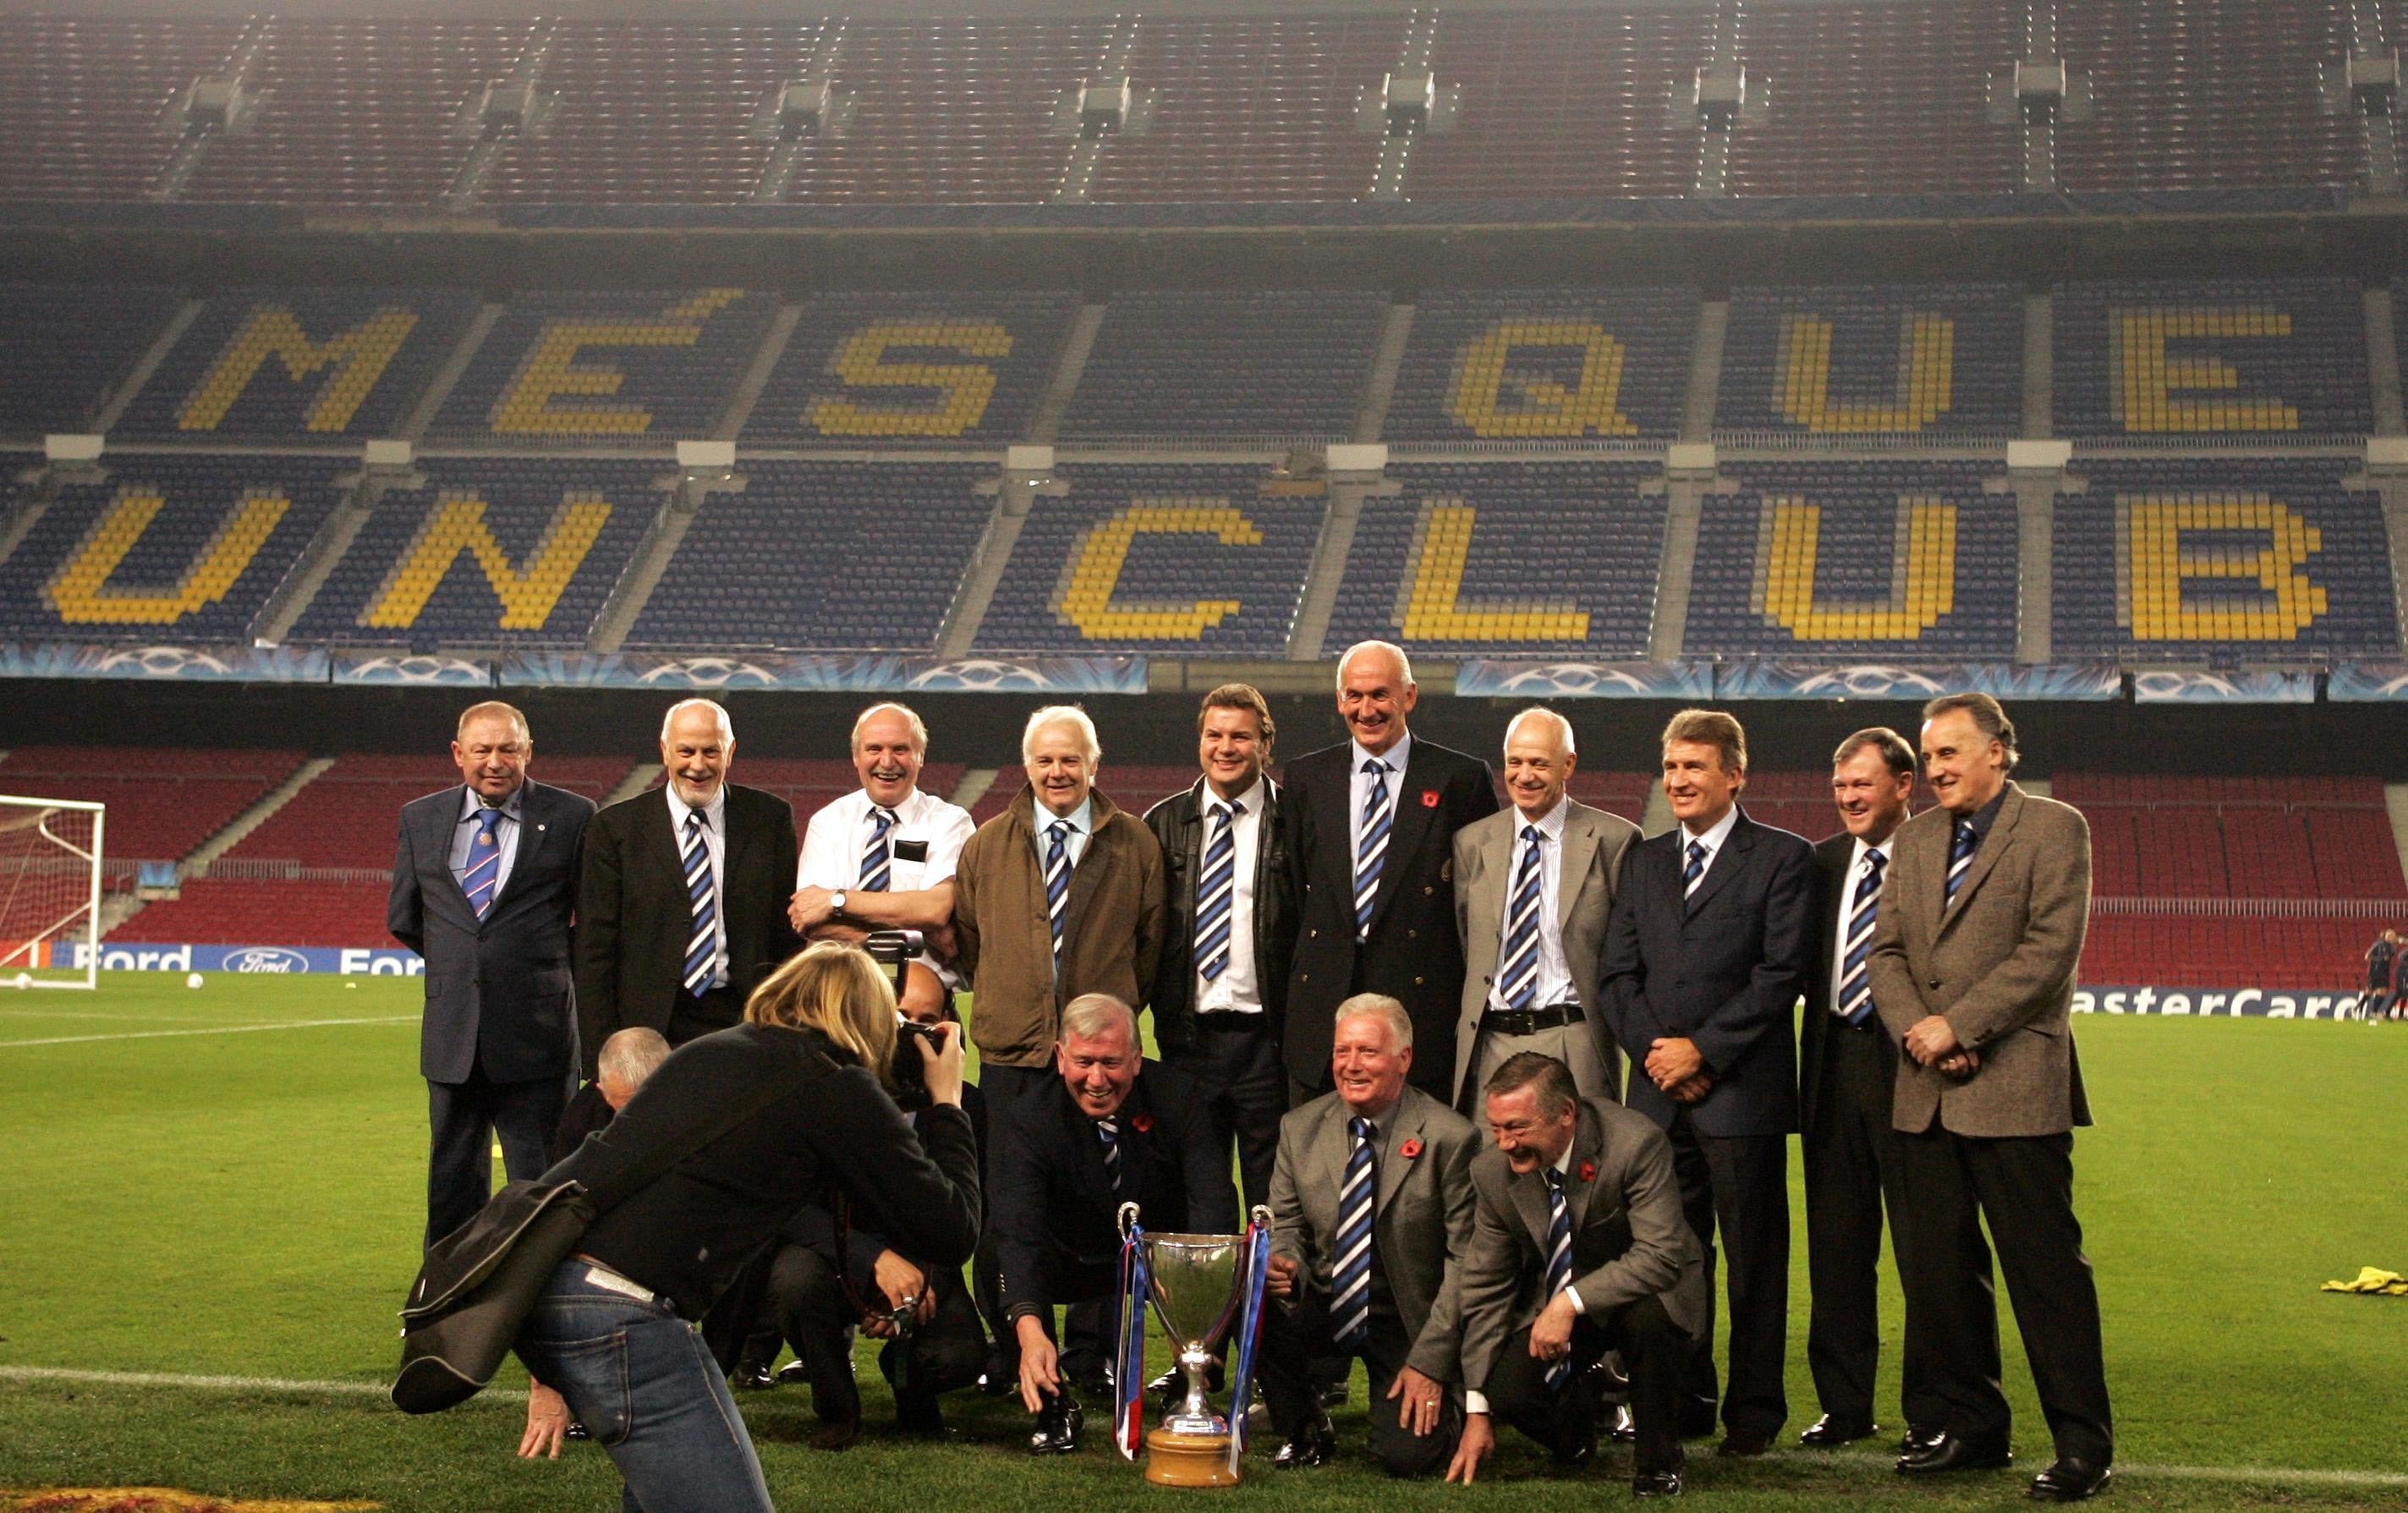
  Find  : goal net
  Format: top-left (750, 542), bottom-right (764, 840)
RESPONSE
top-left (0, 794), bottom-right (102, 989)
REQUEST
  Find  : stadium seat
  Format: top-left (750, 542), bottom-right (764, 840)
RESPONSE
top-left (1385, 288), bottom-right (1693, 442)
top-left (2054, 277), bottom-right (2372, 438)
top-left (1060, 291), bottom-right (1387, 440)
top-left (0, 283), bottom-right (182, 438)
top-left (1716, 286), bottom-right (2022, 437)
top-left (426, 289), bottom-right (776, 441)
top-left (743, 291), bottom-right (1077, 446)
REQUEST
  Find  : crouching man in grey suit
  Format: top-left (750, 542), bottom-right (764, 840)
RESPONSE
top-left (1260, 993), bottom-right (1479, 1476)
top-left (1447, 1053), bottom-right (1708, 1499)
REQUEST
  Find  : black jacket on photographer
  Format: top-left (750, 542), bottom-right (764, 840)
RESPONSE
top-left (1144, 776), bottom-right (1299, 1054)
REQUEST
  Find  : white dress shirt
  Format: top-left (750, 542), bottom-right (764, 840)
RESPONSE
top-left (665, 783), bottom-right (730, 989)
top-left (1347, 731), bottom-right (1413, 860)
top-left (1489, 798), bottom-right (1577, 1012)
top-left (1829, 836), bottom-right (1894, 1017)
top-left (1031, 795), bottom-right (1094, 870)
top-left (1678, 803), bottom-right (1742, 891)
top-left (448, 785), bottom-right (525, 900)
top-left (1193, 776), bottom-right (1269, 1015)
top-left (798, 787), bottom-right (975, 894)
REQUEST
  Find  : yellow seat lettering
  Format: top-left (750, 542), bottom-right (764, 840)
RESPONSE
top-left (362, 491), bottom-right (613, 630)
top-left (1396, 501), bottom-right (1589, 641)
top-left (1774, 313), bottom-right (1955, 433)
top-left (1444, 321), bottom-right (1640, 438)
top-left (176, 305), bottom-right (418, 433)
top-left (44, 487), bottom-right (289, 624)
top-left (1754, 496), bottom-right (1958, 639)
top-left (2109, 306), bottom-right (2299, 433)
top-left (807, 321), bottom-right (1012, 437)
top-left (2117, 492), bottom-right (2326, 640)
top-left (489, 290), bottom-right (744, 436)
top-left (1051, 501), bottom-right (1261, 640)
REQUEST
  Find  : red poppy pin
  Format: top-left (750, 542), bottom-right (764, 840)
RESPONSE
top-left (1420, 789), bottom-right (1440, 809)
top-left (1131, 1113), bottom-right (1155, 1134)
top-left (1399, 1138), bottom-right (1424, 1159)
top-left (1577, 1160), bottom-right (1597, 1183)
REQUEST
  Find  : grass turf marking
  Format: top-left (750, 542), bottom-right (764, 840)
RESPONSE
top-left (0, 1016), bottom-right (417, 1049)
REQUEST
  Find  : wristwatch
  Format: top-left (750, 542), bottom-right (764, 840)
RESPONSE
top-left (829, 891), bottom-right (847, 918)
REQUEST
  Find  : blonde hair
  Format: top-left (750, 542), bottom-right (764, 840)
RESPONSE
top-left (745, 942), bottom-right (899, 1083)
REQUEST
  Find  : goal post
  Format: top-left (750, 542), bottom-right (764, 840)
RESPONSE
top-left (0, 794), bottom-right (103, 989)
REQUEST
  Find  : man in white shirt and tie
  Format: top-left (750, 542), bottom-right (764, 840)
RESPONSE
top-left (788, 702), bottom-right (976, 973)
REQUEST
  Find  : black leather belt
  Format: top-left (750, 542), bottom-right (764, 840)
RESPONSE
top-left (1193, 1009), bottom-right (1270, 1031)
top-left (1482, 1004), bottom-right (1584, 1037)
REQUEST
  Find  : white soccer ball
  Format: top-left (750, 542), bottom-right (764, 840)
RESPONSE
top-left (186, 972), bottom-right (205, 989)
top-left (12, 973), bottom-right (27, 989)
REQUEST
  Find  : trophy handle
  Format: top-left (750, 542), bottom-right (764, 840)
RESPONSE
top-left (1117, 1200), bottom-right (1142, 1240)
top-left (1248, 1203), bottom-right (1273, 1232)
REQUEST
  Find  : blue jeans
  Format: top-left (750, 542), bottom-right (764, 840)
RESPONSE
top-left (518, 1261), bottom-right (774, 1513)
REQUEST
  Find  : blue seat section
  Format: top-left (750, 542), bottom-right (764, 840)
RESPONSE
top-left (1383, 288), bottom-right (1693, 441)
top-left (288, 458), bottom-right (661, 649)
top-left (1322, 462), bottom-right (1665, 657)
top-left (742, 290), bottom-right (1077, 447)
top-left (1060, 291), bottom-right (1386, 439)
top-left (0, 454), bottom-right (345, 644)
top-left (2054, 458), bottom-right (2397, 661)
top-left (1683, 461), bottom-right (2017, 658)
top-left (1715, 284), bottom-right (2022, 436)
top-left (2054, 277), bottom-right (2370, 437)
top-left (972, 464), bottom-right (1325, 655)
top-left (427, 288), bottom-right (776, 441)
top-left (0, 283), bottom-right (181, 437)
top-left (114, 286), bottom-right (479, 441)
top-left (627, 461), bottom-right (994, 650)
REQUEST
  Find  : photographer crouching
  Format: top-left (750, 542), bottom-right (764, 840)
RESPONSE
top-left (513, 940), bottom-right (979, 1512)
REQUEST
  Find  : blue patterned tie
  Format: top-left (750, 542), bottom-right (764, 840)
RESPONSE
top-left (1353, 759), bottom-right (1394, 940)
top-left (1045, 820), bottom-right (1073, 969)
top-left (858, 806), bottom-right (897, 892)
top-left (1098, 1114), bottom-right (1122, 1191)
top-left (1682, 838), bottom-right (1707, 901)
top-left (1194, 800), bottom-right (1241, 982)
top-left (1543, 1166), bottom-right (1574, 1391)
top-left (679, 810), bottom-right (717, 997)
top-left (1330, 1116), bottom-right (1376, 1351)
top-left (460, 807), bottom-right (504, 918)
top-left (1946, 818), bottom-right (1979, 907)
top-left (1497, 825), bottom-right (1546, 1011)
top-left (1836, 849), bottom-right (1887, 1026)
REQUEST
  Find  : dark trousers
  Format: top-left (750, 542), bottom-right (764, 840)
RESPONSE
top-left (425, 1064), bottom-right (564, 1248)
top-left (1483, 1296), bottom-right (1687, 1476)
top-left (1262, 1291), bottom-right (1462, 1477)
top-left (1665, 1111), bottom-right (1790, 1439)
top-left (766, 1245), bottom-right (985, 1423)
top-left (666, 984), bottom-right (744, 1047)
top-left (1892, 1127), bottom-right (2114, 1465)
top-left (1802, 1018), bottom-right (1943, 1430)
top-left (1162, 1013), bottom-right (1286, 1211)
top-left (1018, 1254), bottom-right (1121, 1396)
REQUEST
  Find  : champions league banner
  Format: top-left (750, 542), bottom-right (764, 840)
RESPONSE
top-left (1711, 661), bottom-right (2124, 701)
top-left (2129, 668), bottom-right (2317, 704)
top-left (0, 642), bottom-right (329, 682)
top-left (502, 651), bottom-right (1150, 694)
top-left (1451, 661), bottom-right (1714, 699)
top-left (2324, 663), bottom-right (2408, 702)
top-left (331, 651), bottom-right (495, 686)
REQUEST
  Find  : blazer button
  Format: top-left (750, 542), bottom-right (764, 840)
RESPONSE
top-left (1300, 973), bottom-right (1309, 984)
top-left (1423, 886), bottom-right (1434, 896)
top-left (1407, 929), bottom-right (1417, 940)
top-left (1308, 929), bottom-right (1318, 938)
top-left (1414, 976), bottom-right (1425, 986)
top-left (1928, 979), bottom-right (1941, 990)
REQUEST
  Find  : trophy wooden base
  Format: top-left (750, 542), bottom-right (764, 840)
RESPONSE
top-left (1144, 1427), bottom-right (1241, 1488)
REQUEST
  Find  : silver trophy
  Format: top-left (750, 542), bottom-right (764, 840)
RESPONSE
top-left (1119, 1203), bottom-right (1272, 1487)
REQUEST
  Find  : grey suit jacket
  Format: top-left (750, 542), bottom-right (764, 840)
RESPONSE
top-left (1452, 798), bottom-right (1638, 1103)
top-left (1456, 1098), bottom-right (1708, 1395)
top-left (1867, 782), bottom-right (2093, 1137)
top-left (1266, 1083), bottom-right (1480, 1383)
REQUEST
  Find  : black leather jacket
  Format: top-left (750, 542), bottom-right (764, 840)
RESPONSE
top-left (1143, 776), bottom-right (1300, 1053)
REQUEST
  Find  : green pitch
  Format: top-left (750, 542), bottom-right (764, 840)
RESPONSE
top-left (0, 973), bottom-right (2402, 1512)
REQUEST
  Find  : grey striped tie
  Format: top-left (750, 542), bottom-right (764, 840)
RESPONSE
top-left (1835, 849), bottom-right (1886, 1025)
top-left (1497, 825), bottom-right (1546, 1011)
top-left (1194, 800), bottom-right (1241, 982)
top-left (679, 810), bottom-right (717, 997)
top-left (1353, 759), bottom-right (1394, 940)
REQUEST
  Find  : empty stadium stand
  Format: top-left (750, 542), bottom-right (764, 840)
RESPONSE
top-left (1060, 292), bottom-right (1387, 439)
top-left (624, 461), bottom-right (995, 650)
top-left (426, 288), bottom-right (776, 441)
top-left (742, 291), bottom-right (1078, 446)
top-left (0, 746), bottom-right (305, 867)
top-left (1566, 770), bottom-right (1655, 826)
top-left (1322, 462), bottom-right (1666, 657)
top-left (1683, 462), bottom-right (2021, 659)
top-left (2053, 277), bottom-right (2372, 438)
top-left (2051, 459), bottom-right (2400, 661)
top-left (0, 283), bottom-right (182, 439)
top-left (221, 752), bottom-right (634, 870)
top-left (1714, 285), bottom-right (2023, 437)
top-left (2056, 772), bottom-right (2407, 898)
top-left (973, 463), bottom-right (1327, 655)
top-left (286, 458), bottom-right (666, 649)
top-left (0, 456), bottom-right (350, 644)
top-left (112, 287), bottom-right (480, 441)
top-left (1384, 288), bottom-right (1694, 442)
top-left (0, 14), bottom-right (249, 201)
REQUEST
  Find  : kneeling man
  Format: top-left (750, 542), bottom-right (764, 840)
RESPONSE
top-left (1261, 993), bottom-right (1479, 1476)
top-left (1450, 1053), bottom-right (1708, 1498)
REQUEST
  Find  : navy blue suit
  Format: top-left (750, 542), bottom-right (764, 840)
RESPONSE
top-left (1599, 803), bottom-right (1813, 1442)
top-left (390, 777), bottom-right (594, 1247)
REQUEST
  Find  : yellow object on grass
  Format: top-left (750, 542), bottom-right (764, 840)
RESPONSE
top-left (2318, 1266), bottom-right (2408, 1296)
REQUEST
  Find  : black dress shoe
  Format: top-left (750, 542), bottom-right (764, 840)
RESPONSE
top-left (809, 1415), bottom-right (860, 1452)
top-left (1632, 1466), bottom-right (1685, 1499)
top-left (1273, 1420), bottom-right (1336, 1469)
top-left (1896, 1431), bottom-right (2012, 1474)
top-left (1029, 1391), bottom-right (1084, 1455)
top-left (1717, 1428), bottom-right (1774, 1457)
top-left (731, 1360), bottom-right (777, 1391)
top-left (775, 1360), bottom-right (811, 1387)
top-left (895, 1394), bottom-right (947, 1440)
top-left (562, 1419), bottom-right (590, 1442)
top-left (1550, 1430), bottom-right (1597, 1468)
top-left (2029, 1458), bottom-right (2112, 1501)
top-left (977, 1349), bottom-right (1018, 1396)
top-left (1799, 1414), bottom-right (1878, 1447)
top-left (1899, 1424), bottom-right (1947, 1458)
top-left (1608, 1404), bottom-right (1637, 1443)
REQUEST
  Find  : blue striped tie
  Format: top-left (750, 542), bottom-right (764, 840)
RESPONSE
top-left (460, 807), bottom-right (504, 918)
top-left (1045, 820), bottom-right (1073, 969)
top-left (1497, 825), bottom-right (1546, 1011)
top-left (679, 810), bottom-right (717, 998)
top-left (1835, 849), bottom-right (1886, 1026)
top-left (1683, 838), bottom-right (1707, 901)
top-left (1330, 1116), bottom-right (1377, 1351)
top-left (1194, 800), bottom-right (1241, 982)
top-left (1946, 818), bottom-right (1979, 907)
top-left (1542, 1167), bottom-right (1574, 1391)
top-left (1098, 1114), bottom-right (1122, 1190)
top-left (858, 806), bottom-right (897, 892)
top-left (1353, 759), bottom-right (1393, 940)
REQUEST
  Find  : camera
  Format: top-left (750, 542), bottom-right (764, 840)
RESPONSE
top-left (865, 929), bottom-right (943, 1100)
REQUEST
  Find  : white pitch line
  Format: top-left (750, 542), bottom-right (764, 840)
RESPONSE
top-left (1800, 1446), bottom-right (2408, 1489)
top-left (0, 1015), bottom-right (418, 1048)
top-left (0, 1364), bottom-right (524, 1404)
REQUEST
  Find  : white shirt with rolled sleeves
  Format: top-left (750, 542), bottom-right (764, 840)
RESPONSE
top-left (798, 787), bottom-right (976, 984)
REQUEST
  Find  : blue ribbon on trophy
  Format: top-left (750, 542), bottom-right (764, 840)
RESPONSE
top-left (1113, 1202), bottom-right (1152, 1461)
top-left (1115, 1201), bottom-right (1275, 1487)
top-left (1223, 1207), bottom-right (1272, 1477)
